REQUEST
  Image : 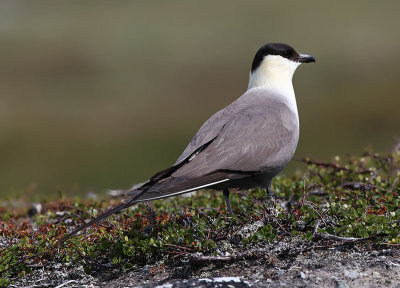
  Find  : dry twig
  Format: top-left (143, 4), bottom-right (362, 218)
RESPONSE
top-left (312, 220), bottom-right (361, 242)
top-left (188, 248), bottom-right (269, 264)
top-left (299, 158), bottom-right (372, 174)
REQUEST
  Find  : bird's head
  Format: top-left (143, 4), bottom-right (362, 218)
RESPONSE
top-left (248, 43), bottom-right (315, 90)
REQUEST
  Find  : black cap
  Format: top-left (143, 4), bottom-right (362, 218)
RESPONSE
top-left (251, 43), bottom-right (315, 73)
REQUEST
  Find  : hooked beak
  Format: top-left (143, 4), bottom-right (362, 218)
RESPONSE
top-left (297, 54), bottom-right (316, 63)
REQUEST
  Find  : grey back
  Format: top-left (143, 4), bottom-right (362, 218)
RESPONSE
top-left (173, 88), bottom-right (299, 178)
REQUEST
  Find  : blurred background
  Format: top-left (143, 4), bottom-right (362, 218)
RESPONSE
top-left (0, 1), bottom-right (399, 199)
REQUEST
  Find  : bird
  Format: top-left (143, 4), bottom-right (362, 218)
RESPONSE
top-left (59, 43), bottom-right (315, 243)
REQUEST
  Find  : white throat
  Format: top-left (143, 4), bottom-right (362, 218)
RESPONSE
top-left (248, 55), bottom-right (300, 115)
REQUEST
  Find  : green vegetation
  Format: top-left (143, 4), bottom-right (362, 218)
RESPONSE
top-left (0, 146), bottom-right (399, 287)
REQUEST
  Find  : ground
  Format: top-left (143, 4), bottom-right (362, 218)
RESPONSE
top-left (1, 146), bottom-right (400, 287)
top-left (9, 236), bottom-right (400, 287)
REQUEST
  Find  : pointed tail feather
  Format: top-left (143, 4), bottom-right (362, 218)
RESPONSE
top-left (58, 181), bottom-right (156, 244)
top-left (58, 201), bottom-right (131, 244)
top-left (58, 172), bottom-right (246, 245)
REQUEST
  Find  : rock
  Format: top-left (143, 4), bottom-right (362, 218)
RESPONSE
top-left (140, 277), bottom-right (250, 288)
top-left (300, 272), bottom-right (306, 279)
top-left (372, 271), bottom-right (381, 279)
top-left (230, 234), bottom-right (243, 245)
top-left (347, 270), bottom-right (359, 279)
top-left (335, 280), bottom-right (350, 288)
top-left (344, 269), bottom-right (359, 279)
top-left (171, 265), bottom-right (191, 279)
top-left (232, 221), bottom-right (264, 241)
top-left (87, 192), bottom-right (98, 200)
top-left (250, 273), bottom-right (260, 280)
top-left (28, 203), bottom-right (42, 217)
top-left (378, 249), bottom-right (393, 256)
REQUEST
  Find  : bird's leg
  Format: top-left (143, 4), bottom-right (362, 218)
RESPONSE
top-left (267, 184), bottom-right (275, 201)
top-left (223, 189), bottom-right (234, 215)
top-left (265, 183), bottom-right (277, 212)
top-left (144, 202), bottom-right (156, 234)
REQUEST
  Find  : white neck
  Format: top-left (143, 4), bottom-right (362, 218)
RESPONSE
top-left (247, 55), bottom-right (300, 115)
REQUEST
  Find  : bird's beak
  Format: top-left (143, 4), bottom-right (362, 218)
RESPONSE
top-left (297, 54), bottom-right (316, 63)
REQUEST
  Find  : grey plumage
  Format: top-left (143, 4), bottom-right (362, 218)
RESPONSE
top-left (127, 88), bottom-right (299, 201)
top-left (174, 89), bottom-right (299, 176)
top-left (59, 43), bottom-right (314, 243)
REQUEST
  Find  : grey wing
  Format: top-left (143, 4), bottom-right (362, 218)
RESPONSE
top-left (172, 100), bottom-right (299, 178)
top-left (174, 107), bottom-right (233, 165)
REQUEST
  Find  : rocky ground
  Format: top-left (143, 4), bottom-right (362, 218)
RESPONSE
top-left (11, 240), bottom-right (400, 288)
top-left (4, 149), bottom-right (400, 288)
